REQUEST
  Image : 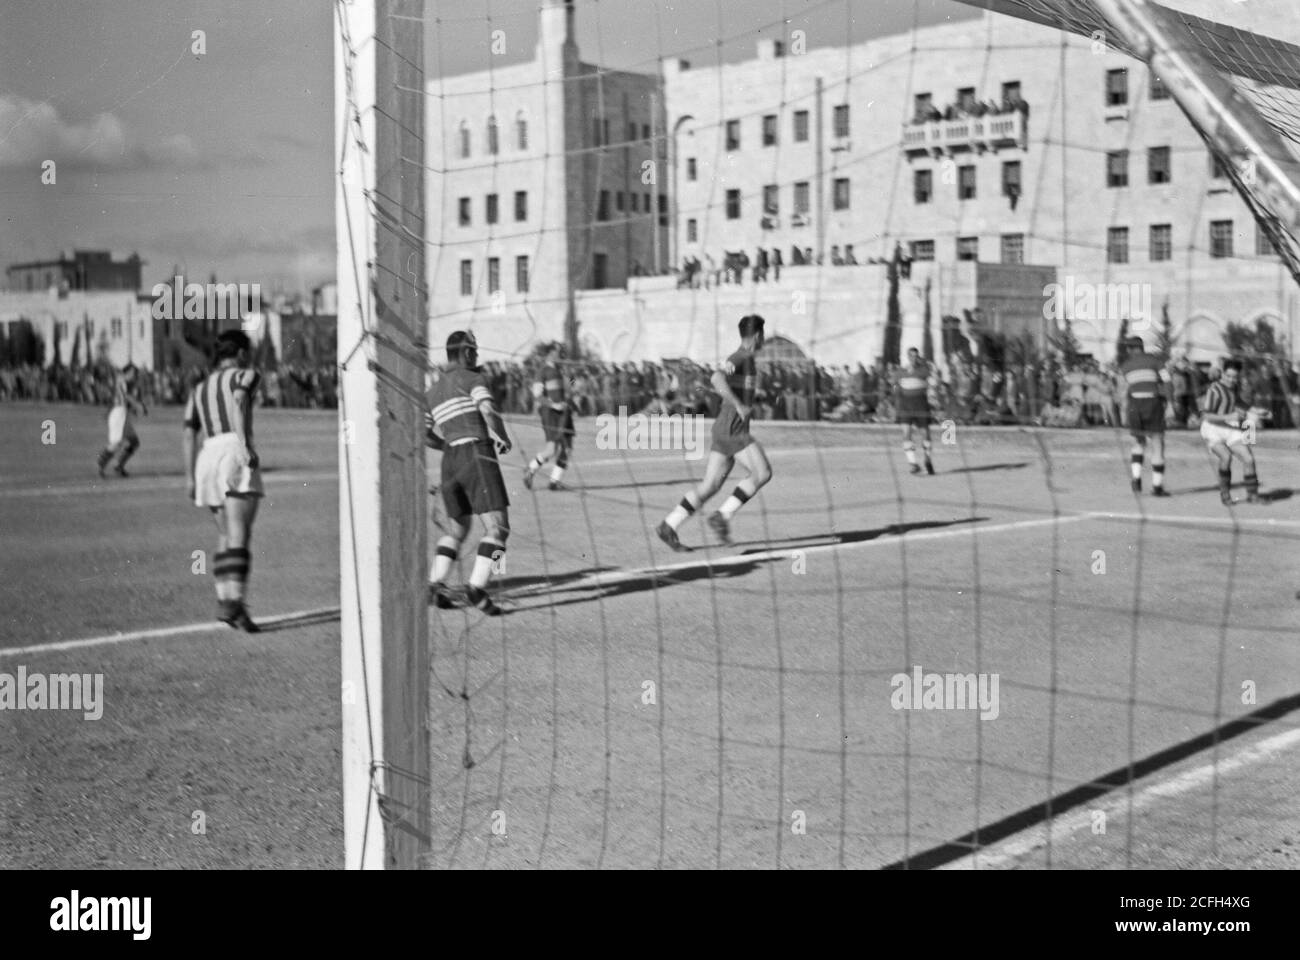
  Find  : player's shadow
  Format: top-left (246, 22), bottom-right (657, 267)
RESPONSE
top-left (944, 461), bottom-right (1030, 474)
top-left (1178, 483), bottom-right (1293, 502)
top-left (731, 516), bottom-right (984, 553)
top-left (572, 476), bottom-right (698, 491)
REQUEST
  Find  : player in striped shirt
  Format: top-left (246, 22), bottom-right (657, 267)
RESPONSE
top-left (96, 364), bottom-right (147, 478)
top-left (1199, 359), bottom-right (1264, 505)
top-left (895, 347), bottom-right (935, 475)
top-left (657, 314), bottom-right (772, 550)
top-left (1119, 335), bottom-right (1172, 496)
top-left (425, 330), bottom-right (512, 616)
top-left (182, 331), bottom-right (264, 632)
top-left (522, 342), bottom-right (574, 491)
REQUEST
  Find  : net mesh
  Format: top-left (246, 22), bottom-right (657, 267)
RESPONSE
top-left (337, 0), bottom-right (1300, 869)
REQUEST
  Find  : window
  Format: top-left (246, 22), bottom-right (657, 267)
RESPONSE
top-left (793, 110), bottom-right (809, 142)
top-left (1210, 220), bottom-right (1234, 258)
top-left (957, 87), bottom-right (976, 112)
top-left (593, 252), bottom-right (608, 288)
top-left (1107, 226), bottom-right (1129, 264)
top-left (687, 218), bottom-right (698, 243)
top-left (725, 189), bottom-right (741, 220)
top-left (1148, 146), bottom-right (1171, 184)
top-left (486, 193), bottom-right (499, 225)
top-left (1002, 160), bottom-right (1021, 197)
top-left (773, 40), bottom-right (785, 57)
top-left (762, 114), bottom-right (778, 147)
top-left (1257, 224), bottom-right (1278, 256)
top-left (487, 257), bottom-right (500, 294)
top-left (833, 177), bottom-right (850, 211)
top-left (686, 157), bottom-right (697, 181)
top-left (642, 124), bottom-right (650, 141)
top-left (458, 197), bottom-right (471, 226)
top-left (616, 191), bottom-right (625, 213)
top-left (487, 116), bottom-right (499, 154)
top-left (914, 169), bottom-right (932, 204)
top-left (514, 190), bottom-right (528, 222)
top-left (516, 255), bottom-right (530, 293)
top-left (1209, 152), bottom-right (1230, 179)
top-left (1106, 68), bottom-right (1128, 106)
top-left (1150, 72), bottom-right (1169, 100)
top-left (516, 114), bottom-right (528, 150)
top-left (459, 260), bottom-right (473, 296)
top-left (459, 122), bottom-right (470, 158)
top-left (914, 92), bottom-right (932, 120)
top-left (833, 104), bottom-right (850, 138)
top-left (1106, 150), bottom-right (1129, 187)
top-left (643, 191), bottom-right (651, 212)
top-left (958, 164), bottom-right (976, 200)
top-left (956, 237), bottom-right (979, 261)
top-left (763, 184), bottom-right (779, 215)
top-left (111, 317), bottom-right (122, 338)
top-left (725, 119), bottom-right (740, 151)
top-left (658, 193), bottom-right (668, 227)
top-left (626, 122), bottom-right (636, 143)
top-left (1001, 81), bottom-right (1021, 104)
top-left (794, 181), bottom-right (810, 214)
top-left (597, 190), bottom-right (611, 221)
top-left (910, 240), bottom-right (935, 261)
top-left (1150, 223), bottom-right (1172, 261)
top-left (1001, 233), bottom-right (1024, 265)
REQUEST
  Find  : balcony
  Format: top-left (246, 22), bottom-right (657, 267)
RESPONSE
top-left (902, 110), bottom-right (1027, 158)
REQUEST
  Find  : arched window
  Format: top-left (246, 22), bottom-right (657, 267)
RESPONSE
top-left (487, 116), bottom-right (499, 155)
top-left (516, 112), bottom-right (528, 151)
top-left (458, 121), bottom-right (470, 158)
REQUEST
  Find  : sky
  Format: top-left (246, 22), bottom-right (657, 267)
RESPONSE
top-left (0, 0), bottom-right (977, 295)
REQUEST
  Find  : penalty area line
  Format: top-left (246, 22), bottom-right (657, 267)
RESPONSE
top-left (0, 606), bottom-right (341, 659)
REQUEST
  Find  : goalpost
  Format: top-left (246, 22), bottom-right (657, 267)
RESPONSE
top-left (336, 0), bottom-right (430, 870)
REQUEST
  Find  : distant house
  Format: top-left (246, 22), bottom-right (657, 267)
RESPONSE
top-left (5, 250), bottom-right (144, 294)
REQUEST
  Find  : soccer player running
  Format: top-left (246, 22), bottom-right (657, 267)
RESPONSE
top-left (182, 331), bottom-right (264, 632)
top-left (1199, 359), bottom-right (1264, 505)
top-left (657, 314), bottom-right (772, 550)
top-left (522, 342), bottom-right (574, 491)
top-left (425, 330), bottom-right (512, 616)
top-left (1119, 334), bottom-right (1172, 496)
top-left (896, 347), bottom-right (935, 475)
top-left (97, 363), bottom-right (147, 478)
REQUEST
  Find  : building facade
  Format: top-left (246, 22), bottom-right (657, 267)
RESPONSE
top-left (5, 250), bottom-right (144, 294)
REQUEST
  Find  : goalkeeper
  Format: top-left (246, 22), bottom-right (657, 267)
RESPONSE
top-left (1199, 360), bottom-right (1266, 505)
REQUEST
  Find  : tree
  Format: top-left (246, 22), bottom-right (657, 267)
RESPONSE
top-left (1115, 317), bottom-right (1130, 364)
top-left (1223, 317), bottom-right (1282, 357)
top-left (1154, 301), bottom-right (1174, 361)
top-left (1047, 316), bottom-right (1083, 367)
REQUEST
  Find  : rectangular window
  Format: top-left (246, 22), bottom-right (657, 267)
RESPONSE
top-left (487, 257), bottom-right (500, 293)
top-left (658, 193), bottom-right (668, 227)
top-left (913, 92), bottom-right (932, 120)
top-left (597, 190), bottom-right (610, 221)
top-left (1001, 233), bottom-right (1024, 265)
top-left (957, 87), bottom-right (976, 112)
top-left (1150, 72), bottom-right (1169, 100)
top-left (1002, 160), bottom-right (1021, 197)
top-left (763, 184), bottom-right (779, 215)
top-left (833, 177), bottom-right (850, 211)
top-left (910, 240), bottom-right (935, 261)
top-left (1107, 227), bottom-right (1129, 264)
top-left (642, 124), bottom-right (650, 141)
top-left (459, 260), bottom-right (472, 296)
top-left (725, 188), bottom-right (741, 220)
top-left (644, 191), bottom-right (651, 212)
top-left (486, 193), bottom-right (499, 225)
top-left (956, 236), bottom-right (979, 261)
top-left (1210, 152), bottom-right (1230, 179)
top-left (514, 190), bottom-right (528, 222)
top-left (616, 191), bottom-right (625, 213)
top-left (1257, 224), bottom-right (1278, 256)
top-left (686, 157), bottom-right (697, 181)
top-left (794, 181), bottom-right (810, 214)
top-left (725, 119), bottom-right (740, 151)
top-left (1107, 150), bottom-right (1129, 187)
top-left (1148, 146), bottom-right (1171, 184)
top-left (516, 255), bottom-right (530, 293)
top-left (958, 164), bottom-right (976, 200)
top-left (111, 317), bottom-right (122, 338)
top-left (1210, 219), bottom-right (1234, 258)
top-left (1001, 81), bottom-right (1021, 105)
top-left (458, 197), bottom-right (471, 226)
top-left (762, 114), bottom-right (778, 147)
top-left (593, 117), bottom-right (603, 146)
top-left (914, 169), bottom-right (932, 204)
top-left (833, 104), bottom-right (850, 138)
top-left (793, 110), bottom-right (809, 142)
top-left (687, 218), bottom-right (698, 243)
top-left (1107, 68), bottom-right (1128, 106)
top-left (1150, 223), bottom-right (1172, 261)
top-left (593, 252), bottom-right (608, 288)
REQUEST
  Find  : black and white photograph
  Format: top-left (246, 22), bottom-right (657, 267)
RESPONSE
top-left (2, 0), bottom-right (1298, 905)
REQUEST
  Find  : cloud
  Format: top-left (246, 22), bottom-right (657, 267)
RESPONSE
top-left (0, 94), bottom-right (206, 171)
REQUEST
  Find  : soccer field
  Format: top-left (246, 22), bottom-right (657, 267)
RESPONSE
top-left (2, 403), bottom-right (1298, 868)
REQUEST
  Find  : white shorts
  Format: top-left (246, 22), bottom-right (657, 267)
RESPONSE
top-left (194, 433), bottom-right (264, 507)
top-left (1200, 420), bottom-right (1248, 448)
top-left (107, 406), bottom-right (137, 447)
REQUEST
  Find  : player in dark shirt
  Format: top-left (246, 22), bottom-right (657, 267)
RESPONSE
top-left (895, 347), bottom-right (935, 475)
top-left (523, 342), bottom-right (574, 491)
top-left (1119, 335), bottom-right (1172, 496)
top-left (425, 330), bottom-right (512, 615)
top-left (657, 314), bottom-right (772, 550)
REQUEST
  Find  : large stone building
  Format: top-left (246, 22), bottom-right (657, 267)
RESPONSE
top-left (5, 250), bottom-right (144, 294)
top-left (426, 0), bottom-right (668, 361)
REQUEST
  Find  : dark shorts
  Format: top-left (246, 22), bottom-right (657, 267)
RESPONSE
top-left (898, 410), bottom-right (931, 428)
top-left (540, 405), bottom-right (574, 446)
top-left (441, 440), bottom-right (510, 517)
top-left (710, 413), bottom-right (755, 458)
top-left (1128, 397), bottom-right (1166, 436)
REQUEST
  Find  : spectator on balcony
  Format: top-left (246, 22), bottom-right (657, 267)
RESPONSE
top-left (831, 245), bottom-right (844, 266)
top-left (791, 245), bottom-right (804, 266)
top-left (844, 244), bottom-right (858, 265)
top-left (755, 247), bottom-right (769, 283)
top-left (771, 247), bottom-right (783, 281)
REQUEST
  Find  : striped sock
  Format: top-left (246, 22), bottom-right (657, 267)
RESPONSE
top-left (1152, 462), bottom-right (1165, 489)
top-left (215, 548), bottom-right (251, 603)
top-left (665, 493), bottom-right (700, 530)
top-left (903, 441), bottom-right (918, 466)
top-left (1245, 468), bottom-right (1259, 498)
top-left (1130, 453), bottom-right (1143, 481)
top-left (719, 482), bottom-right (755, 520)
top-left (429, 537), bottom-right (458, 584)
top-left (470, 539), bottom-right (503, 590)
top-left (1218, 467), bottom-right (1232, 498)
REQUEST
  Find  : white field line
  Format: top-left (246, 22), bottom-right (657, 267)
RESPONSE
top-left (940, 725), bottom-right (1300, 870)
top-left (0, 469), bottom-right (336, 499)
top-left (2, 512), bottom-right (1097, 657)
